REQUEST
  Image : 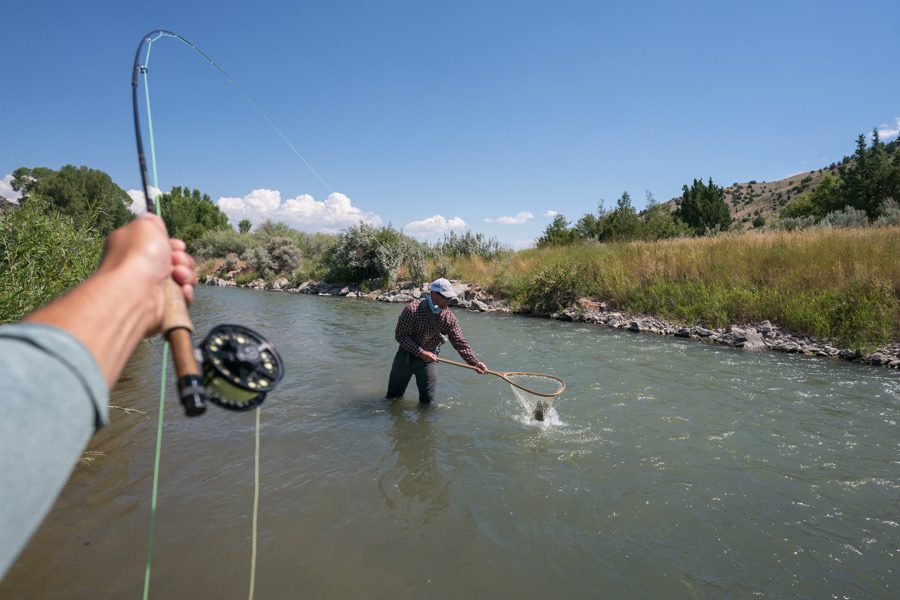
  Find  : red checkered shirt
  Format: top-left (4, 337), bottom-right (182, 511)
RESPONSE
top-left (394, 299), bottom-right (480, 365)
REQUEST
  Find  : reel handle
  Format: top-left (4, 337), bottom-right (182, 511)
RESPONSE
top-left (162, 278), bottom-right (208, 416)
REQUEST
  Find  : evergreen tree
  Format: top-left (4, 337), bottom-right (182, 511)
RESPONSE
top-left (598, 191), bottom-right (642, 241)
top-left (675, 177), bottom-right (731, 234)
top-left (537, 214), bottom-right (575, 247)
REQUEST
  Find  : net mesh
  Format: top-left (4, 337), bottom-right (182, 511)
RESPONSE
top-left (505, 374), bottom-right (564, 421)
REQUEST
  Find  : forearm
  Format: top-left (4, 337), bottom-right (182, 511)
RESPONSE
top-left (24, 265), bottom-right (152, 389)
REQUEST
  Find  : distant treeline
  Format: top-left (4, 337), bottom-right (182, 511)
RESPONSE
top-left (538, 131), bottom-right (900, 246)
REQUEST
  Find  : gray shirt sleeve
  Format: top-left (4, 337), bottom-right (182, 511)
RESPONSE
top-left (0, 323), bottom-right (109, 579)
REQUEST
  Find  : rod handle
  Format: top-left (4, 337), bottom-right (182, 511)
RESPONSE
top-left (162, 279), bottom-right (208, 416)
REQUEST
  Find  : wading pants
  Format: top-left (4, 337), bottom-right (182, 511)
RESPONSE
top-left (386, 348), bottom-right (437, 403)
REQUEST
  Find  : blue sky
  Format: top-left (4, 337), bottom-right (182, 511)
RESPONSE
top-left (2, 0), bottom-right (898, 247)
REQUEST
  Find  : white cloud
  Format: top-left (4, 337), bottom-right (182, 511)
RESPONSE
top-left (216, 189), bottom-right (382, 233)
top-left (0, 173), bottom-right (22, 203)
top-left (543, 210), bottom-right (558, 217)
top-left (484, 211), bottom-right (534, 225)
top-left (508, 239), bottom-right (535, 250)
top-left (126, 186), bottom-right (163, 214)
top-left (403, 214), bottom-right (467, 239)
top-left (876, 118), bottom-right (900, 141)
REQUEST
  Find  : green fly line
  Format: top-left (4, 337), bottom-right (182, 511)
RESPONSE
top-left (134, 30), bottom-right (317, 600)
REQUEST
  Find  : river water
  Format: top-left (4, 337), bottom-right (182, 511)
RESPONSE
top-left (2, 286), bottom-right (898, 598)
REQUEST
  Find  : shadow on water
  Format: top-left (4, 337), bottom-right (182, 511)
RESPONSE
top-left (376, 401), bottom-right (450, 525)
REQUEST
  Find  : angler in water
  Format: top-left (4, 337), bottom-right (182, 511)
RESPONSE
top-left (386, 278), bottom-right (488, 403)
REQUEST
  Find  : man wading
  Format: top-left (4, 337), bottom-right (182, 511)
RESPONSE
top-left (387, 278), bottom-right (487, 403)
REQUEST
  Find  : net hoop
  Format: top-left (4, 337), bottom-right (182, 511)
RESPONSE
top-left (500, 372), bottom-right (566, 398)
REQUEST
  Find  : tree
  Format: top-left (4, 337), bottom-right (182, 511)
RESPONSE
top-left (675, 177), bottom-right (731, 234)
top-left (537, 214), bottom-right (575, 247)
top-left (839, 131), bottom-right (899, 218)
top-left (12, 165), bottom-right (133, 235)
top-left (238, 219), bottom-right (252, 234)
top-left (158, 186), bottom-right (231, 247)
top-left (598, 191), bottom-right (642, 241)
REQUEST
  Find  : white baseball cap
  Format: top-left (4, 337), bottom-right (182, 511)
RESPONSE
top-left (430, 278), bottom-right (457, 299)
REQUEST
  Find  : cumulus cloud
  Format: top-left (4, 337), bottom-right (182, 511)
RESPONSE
top-left (543, 210), bottom-right (559, 217)
top-left (484, 211), bottom-right (534, 225)
top-left (126, 186), bottom-right (163, 214)
top-left (876, 118), bottom-right (900, 141)
top-left (216, 189), bottom-right (382, 233)
top-left (0, 173), bottom-right (22, 203)
top-left (403, 214), bottom-right (467, 239)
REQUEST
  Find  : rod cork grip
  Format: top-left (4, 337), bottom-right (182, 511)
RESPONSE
top-left (161, 278), bottom-right (194, 334)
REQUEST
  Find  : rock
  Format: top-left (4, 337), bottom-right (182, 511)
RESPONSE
top-left (628, 321), bottom-right (641, 332)
top-left (674, 327), bottom-right (691, 338)
top-left (741, 331), bottom-right (766, 351)
top-left (863, 352), bottom-right (890, 366)
top-left (577, 298), bottom-right (599, 311)
top-left (471, 299), bottom-right (489, 312)
top-left (273, 277), bottom-right (289, 291)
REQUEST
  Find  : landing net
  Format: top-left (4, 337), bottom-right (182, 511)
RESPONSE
top-left (505, 374), bottom-right (565, 421)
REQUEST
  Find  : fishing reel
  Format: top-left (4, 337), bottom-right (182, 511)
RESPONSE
top-left (177, 324), bottom-right (285, 416)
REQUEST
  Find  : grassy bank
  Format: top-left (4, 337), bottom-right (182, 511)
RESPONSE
top-left (453, 227), bottom-right (900, 351)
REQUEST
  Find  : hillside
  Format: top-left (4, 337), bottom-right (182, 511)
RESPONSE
top-left (662, 164), bottom-right (840, 231)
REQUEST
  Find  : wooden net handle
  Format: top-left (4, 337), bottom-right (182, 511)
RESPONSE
top-left (434, 356), bottom-right (565, 397)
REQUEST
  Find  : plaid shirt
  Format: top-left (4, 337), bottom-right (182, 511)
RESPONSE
top-left (395, 299), bottom-right (480, 365)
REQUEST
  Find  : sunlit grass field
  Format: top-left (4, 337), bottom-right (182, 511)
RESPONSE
top-left (452, 227), bottom-right (900, 351)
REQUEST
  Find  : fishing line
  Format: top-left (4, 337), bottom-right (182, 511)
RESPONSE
top-left (135, 30), bottom-right (332, 198)
top-left (132, 29), bottom-right (296, 599)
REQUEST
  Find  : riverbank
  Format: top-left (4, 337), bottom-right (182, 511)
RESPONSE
top-left (205, 275), bottom-right (900, 369)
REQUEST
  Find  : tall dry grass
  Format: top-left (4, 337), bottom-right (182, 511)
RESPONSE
top-left (453, 227), bottom-right (900, 350)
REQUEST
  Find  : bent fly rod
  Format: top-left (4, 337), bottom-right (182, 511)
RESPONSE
top-left (131, 30), bottom-right (285, 416)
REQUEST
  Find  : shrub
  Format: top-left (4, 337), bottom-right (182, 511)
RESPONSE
top-left (820, 207), bottom-right (870, 229)
top-left (521, 262), bottom-right (584, 315)
top-left (0, 199), bottom-right (103, 323)
top-left (193, 228), bottom-right (255, 260)
top-left (266, 236), bottom-right (302, 274)
top-left (242, 245), bottom-right (275, 275)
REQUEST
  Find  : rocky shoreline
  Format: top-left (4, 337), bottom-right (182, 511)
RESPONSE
top-left (205, 275), bottom-right (900, 369)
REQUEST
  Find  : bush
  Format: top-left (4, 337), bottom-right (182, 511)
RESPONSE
top-left (521, 262), bottom-right (584, 315)
top-left (224, 252), bottom-right (240, 271)
top-left (266, 236), bottom-right (302, 274)
top-left (325, 222), bottom-right (412, 284)
top-left (0, 200), bottom-right (103, 323)
top-left (779, 215), bottom-right (818, 231)
top-left (193, 228), bottom-right (256, 261)
top-left (406, 244), bottom-right (428, 285)
top-left (436, 230), bottom-right (505, 260)
top-left (820, 207), bottom-right (870, 229)
top-left (242, 245), bottom-right (275, 275)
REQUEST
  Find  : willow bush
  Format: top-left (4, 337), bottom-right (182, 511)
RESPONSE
top-left (0, 201), bottom-right (103, 323)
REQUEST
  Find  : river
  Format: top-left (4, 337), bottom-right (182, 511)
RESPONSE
top-left (2, 286), bottom-right (897, 598)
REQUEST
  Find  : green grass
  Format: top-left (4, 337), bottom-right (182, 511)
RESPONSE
top-left (453, 227), bottom-right (900, 351)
